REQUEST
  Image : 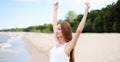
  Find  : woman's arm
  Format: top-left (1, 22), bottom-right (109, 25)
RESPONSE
top-left (65, 1), bottom-right (90, 56)
top-left (53, 2), bottom-right (59, 41)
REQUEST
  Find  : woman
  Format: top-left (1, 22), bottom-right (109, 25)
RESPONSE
top-left (50, 1), bottom-right (90, 62)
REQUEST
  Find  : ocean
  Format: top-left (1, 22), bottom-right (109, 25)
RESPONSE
top-left (0, 34), bottom-right (30, 62)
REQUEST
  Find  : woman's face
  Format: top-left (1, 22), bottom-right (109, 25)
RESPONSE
top-left (56, 24), bottom-right (63, 38)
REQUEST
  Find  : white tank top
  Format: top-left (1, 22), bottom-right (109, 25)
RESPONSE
top-left (49, 43), bottom-right (70, 62)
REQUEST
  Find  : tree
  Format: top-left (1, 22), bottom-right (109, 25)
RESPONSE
top-left (65, 11), bottom-right (77, 21)
top-left (113, 19), bottom-right (120, 32)
top-left (41, 24), bottom-right (53, 33)
top-left (84, 19), bottom-right (93, 32)
top-left (92, 16), bottom-right (104, 32)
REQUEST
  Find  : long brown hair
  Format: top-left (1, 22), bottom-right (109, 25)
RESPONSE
top-left (59, 21), bottom-right (75, 62)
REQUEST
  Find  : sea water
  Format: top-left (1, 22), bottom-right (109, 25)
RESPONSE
top-left (0, 34), bottom-right (30, 62)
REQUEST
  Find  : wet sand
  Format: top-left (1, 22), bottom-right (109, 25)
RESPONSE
top-left (1, 32), bottom-right (120, 62)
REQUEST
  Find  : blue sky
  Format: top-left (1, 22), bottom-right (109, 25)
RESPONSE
top-left (0, 0), bottom-right (117, 29)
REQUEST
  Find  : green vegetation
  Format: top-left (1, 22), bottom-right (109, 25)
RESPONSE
top-left (0, 0), bottom-right (120, 33)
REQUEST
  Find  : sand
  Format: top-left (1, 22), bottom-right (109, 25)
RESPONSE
top-left (23, 33), bottom-right (54, 62)
top-left (0, 32), bottom-right (120, 62)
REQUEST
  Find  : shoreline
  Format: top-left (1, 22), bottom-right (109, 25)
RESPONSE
top-left (0, 32), bottom-right (120, 62)
top-left (22, 32), bottom-right (54, 62)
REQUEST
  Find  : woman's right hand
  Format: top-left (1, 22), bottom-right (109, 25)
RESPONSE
top-left (84, 1), bottom-right (90, 10)
top-left (54, 1), bottom-right (59, 10)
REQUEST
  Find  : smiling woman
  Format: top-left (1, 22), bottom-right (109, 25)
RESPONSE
top-left (49, 1), bottom-right (90, 62)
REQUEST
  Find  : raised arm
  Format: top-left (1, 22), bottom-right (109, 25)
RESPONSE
top-left (65, 1), bottom-right (90, 55)
top-left (73, 1), bottom-right (90, 41)
top-left (53, 2), bottom-right (59, 41)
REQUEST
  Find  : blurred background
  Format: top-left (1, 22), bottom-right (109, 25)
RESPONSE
top-left (0, 0), bottom-right (119, 33)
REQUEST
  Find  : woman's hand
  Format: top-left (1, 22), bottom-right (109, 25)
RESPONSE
top-left (84, 1), bottom-right (90, 10)
top-left (54, 1), bottom-right (59, 10)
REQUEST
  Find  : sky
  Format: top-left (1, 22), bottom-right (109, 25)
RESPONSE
top-left (0, 0), bottom-right (118, 29)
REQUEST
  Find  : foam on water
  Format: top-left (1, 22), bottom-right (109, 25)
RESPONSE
top-left (0, 34), bottom-right (30, 62)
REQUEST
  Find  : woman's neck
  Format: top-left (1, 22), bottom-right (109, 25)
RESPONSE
top-left (58, 37), bottom-right (66, 44)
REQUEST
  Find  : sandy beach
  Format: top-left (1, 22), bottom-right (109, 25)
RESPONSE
top-left (0, 32), bottom-right (120, 62)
